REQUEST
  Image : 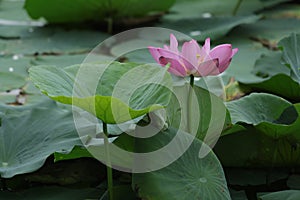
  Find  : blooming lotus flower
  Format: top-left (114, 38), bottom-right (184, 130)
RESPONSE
top-left (148, 34), bottom-right (238, 77)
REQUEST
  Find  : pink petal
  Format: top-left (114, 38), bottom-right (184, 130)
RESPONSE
top-left (194, 59), bottom-right (220, 77)
top-left (170, 34), bottom-right (179, 53)
top-left (217, 48), bottom-right (239, 73)
top-left (163, 45), bottom-right (170, 50)
top-left (209, 44), bottom-right (232, 69)
top-left (159, 57), bottom-right (187, 77)
top-left (203, 38), bottom-right (210, 51)
top-left (231, 48), bottom-right (239, 57)
top-left (202, 38), bottom-right (211, 53)
top-left (148, 47), bottom-right (161, 63)
top-left (157, 48), bottom-right (181, 61)
top-left (182, 40), bottom-right (201, 72)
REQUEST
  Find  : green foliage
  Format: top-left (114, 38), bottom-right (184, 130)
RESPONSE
top-left (161, 15), bottom-right (260, 42)
top-left (133, 127), bottom-right (230, 200)
top-left (29, 62), bottom-right (172, 124)
top-left (259, 190), bottom-right (300, 200)
top-left (0, 102), bottom-right (81, 178)
top-left (239, 34), bottom-right (300, 101)
top-left (216, 93), bottom-right (300, 167)
top-left (279, 33), bottom-right (300, 82)
top-left (24, 0), bottom-right (175, 23)
top-left (1, 0), bottom-right (300, 199)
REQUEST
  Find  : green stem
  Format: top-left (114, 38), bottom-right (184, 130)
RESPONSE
top-left (103, 122), bottom-right (114, 200)
top-left (187, 75), bottom-right (194, 134)
top-left (107, 17), bottom-right (113, 34)
top-left (232, 0), bottom-right (243, 16)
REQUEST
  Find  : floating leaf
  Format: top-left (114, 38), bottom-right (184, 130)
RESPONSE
top-left (233, 18), bottom-right (300, 44)
top-left (0, 103), bottom-right (81, 178)
top-left (259, 190), bottom-right (300, 200)
top-left (215, 94), bottom-right (300, 167)
top-left (54, 146), bottom-right (93, 162)
top-left (24, 0), bottom-right (175, 23)
top-left (0, 72), bottom-right (26, 92)
top-left (226, 93), bottom-right (294, 126)
top-left (0, 28), bottom-right (109, 55)
top-left (239, 50), bottom-right (300, 101)
top-left (29, 62), bottom-right (172, 124)
top-left (133, 127), bottom-right (231, 200)
top-left (278, 33), bottom-right (300, 82)
top-left (166, 0), bottom-right (287, 20)
top-left (159, 15), bottom-right (260, 41)
top-left (166, 84), bottom-right (228, 148)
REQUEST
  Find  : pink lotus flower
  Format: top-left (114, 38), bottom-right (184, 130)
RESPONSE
top-left (148, 34), bottom-right (238, 77)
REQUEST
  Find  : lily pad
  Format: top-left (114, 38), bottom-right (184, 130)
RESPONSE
top-left (159, 15), bottom-right (260, 42)
top-left (132, 127), bottom-right (231, 200)
top-left (233, 18), bottom-right (300, 44)
top-left (259, 190), bottom-right (300, 200)
top-left (24, 0), bottom-right (175, 23)
top-left (226, 93), bottom-right (300, 139)
top-left (0, 103), bottom-right (81, 178)
top-left (166, 84), bottom-right (228, 149)
top-left (242, 74), bottom-right (300, 102)
top-left (0, 72), bottom-right (26, 92)
top-left (165, 0), bottom-right (288, 20)
top-left (238, 34), bottom-right (300, 101)
top-left (0, 28), bottom-right (109, 55)
top-left (226, 93), bottom-right (294, 126)
top-left (29, 62), bottom-right (172, 124)
top-left (278, 33), bottom-right (300, 82)
top-left (215, 94), bottom-right (300, 167)
top-left (0, 55), bottom-right (31, 76)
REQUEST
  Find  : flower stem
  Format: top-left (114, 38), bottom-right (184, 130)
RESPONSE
top-left (103, 122), bottom-right (114, 200)
top-left (107, 17), bottom-right (113, 34)
top-left (187, 75), bottom-right (194, 134)
top-left (232, 0), bottom-right (243, 16)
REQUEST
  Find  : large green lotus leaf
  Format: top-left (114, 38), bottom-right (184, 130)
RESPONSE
top-left (226, 93), bottom-right (300, 138)
top-left (0, 72), bottom-right (26, 92)
top-left (31, 54), bottom-right (113, 68)
top-left (0, 0), bottom-right (33, 21)
top-left (0, 28), bottom-right (109, 55)
top-left (29, 62), bottom-right (172, 124)
top-left (158, 15), bottom-right (260, 42)
top-left (233, 18), bottom-right (300, 44)
top-left (0, 103), bottom-right (81, 178)
top-left (165, 0), bottom-right (287, 20)
top-left (24, 0), bottom-right (175, 23)
top-left (166, 84), bottom-right (228, 147)
top-left (259, 190), bottom-right (300, 200)
top-left (54, 146), bottom-right (93, 162)
top-left (262, 3), bottom-right (300, 19)
top-left (239, 48), bottom-right (300, 101)
top-left (242, 74), bottom-right (300, 102)
top-left (215, 94), bottom-right (300, 167)
top-left (215, 123), bottom-right (300, 167)
top-left (0, 186), bottom-right (104, 200)
top-left (132, 127), bottom-right (231, 200)
top-left (256, 103), bottom-right (300, 139)
top-left (0, 90), bottom-right (48, 107)
top-left (0, 56), bottom-right (31, 76)
top-left (252, 52), bottom-right (290, 78)
top-left (226, 93), bottom-right (294, 126)
top-left (278, 33), bottom-right (300, 83)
